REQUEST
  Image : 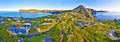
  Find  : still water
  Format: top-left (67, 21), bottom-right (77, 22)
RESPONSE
top-left (0, 11), bottom-right (52, 18)
top-left (95, 12), bottom-right (120, 20)
top-left (1, 11), bottom-right (120, 20)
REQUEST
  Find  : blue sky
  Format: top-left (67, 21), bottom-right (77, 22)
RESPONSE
top-left (0, 0), bottom-right (120, 12)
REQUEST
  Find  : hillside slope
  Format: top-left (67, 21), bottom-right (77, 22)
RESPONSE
top-left (31, 5), bottom-right (117, 42)
top-left (0, 5), bottom-right (119, 42)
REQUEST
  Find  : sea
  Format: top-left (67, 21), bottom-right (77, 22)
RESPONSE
top-left (95, 12), bottom-right (120, 21)
top-left (0, 11), bottom-right (52, 18)
top-left (0, 11), bottom-right (120, 21)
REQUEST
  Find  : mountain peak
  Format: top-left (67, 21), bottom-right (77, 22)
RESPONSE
top-left (73, 5), bottom-right (86, 10)
top-left (72, 5), bottom-right (96, 19)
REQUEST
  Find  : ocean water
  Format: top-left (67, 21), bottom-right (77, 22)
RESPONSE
top-left (95, 12), bottom-right (120, 20)
top-left (1, 11), bottom-right (120, 21)
top-left (0, 11), bottom-right (52, 18)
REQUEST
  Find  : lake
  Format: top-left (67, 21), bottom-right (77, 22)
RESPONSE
top-left (0, 11), bottom-right (52, 18)
top-left (95, 12), bottom-right (120, 20)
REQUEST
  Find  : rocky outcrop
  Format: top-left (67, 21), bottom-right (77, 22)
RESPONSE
top-left (72, 5), bottom-right (96, 19)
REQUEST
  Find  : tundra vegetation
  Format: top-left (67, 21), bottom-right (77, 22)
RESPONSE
top-left (0, 5), bottom-right (120, 42)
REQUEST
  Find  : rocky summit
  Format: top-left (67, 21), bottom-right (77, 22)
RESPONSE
top-left (72, 5), bottom-right (96, 19)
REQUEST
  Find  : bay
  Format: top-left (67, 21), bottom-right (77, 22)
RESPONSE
top-left (0, 11), bottom-right (52, 18)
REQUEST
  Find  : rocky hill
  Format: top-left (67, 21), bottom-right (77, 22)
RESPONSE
top-left (30, 5), bottom-right (115, 42)
top-left (72, 5), bottom-right (96, 19)
top-left (0, 5), bottom-right (118, 42)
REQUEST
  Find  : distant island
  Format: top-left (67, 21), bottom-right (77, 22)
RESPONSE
top-left (19, 9), bottom-right (72, 14)
top-left (19, 5), bottom-right (107, 14)
top-left (96, 10), bottom-right (108, 13)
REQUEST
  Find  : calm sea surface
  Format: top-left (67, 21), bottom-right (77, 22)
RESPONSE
top-left (95, 12), bottom-right (120, 20)
top-left (0, 11), bottom-right (52, 18)
top-left (0, 11), bottom-right (120, 20)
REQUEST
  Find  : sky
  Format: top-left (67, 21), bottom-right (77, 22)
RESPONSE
top-left (0, 0), bottom-right (120, 12)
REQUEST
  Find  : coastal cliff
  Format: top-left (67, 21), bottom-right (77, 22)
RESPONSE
top-left (72, 5), bottom-right (96, 19)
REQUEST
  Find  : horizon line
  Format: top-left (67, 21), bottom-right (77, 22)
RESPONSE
top-left (0, 8), bottom-right (120, 12)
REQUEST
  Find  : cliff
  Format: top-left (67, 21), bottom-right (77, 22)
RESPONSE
top-left (72, 5), bottom-right (96, 19)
